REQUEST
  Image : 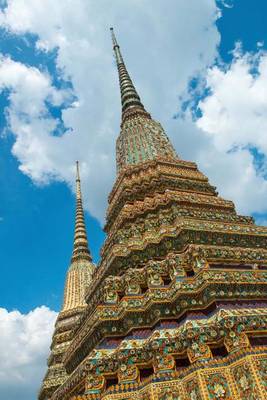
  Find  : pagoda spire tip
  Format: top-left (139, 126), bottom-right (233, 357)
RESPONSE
top-left (76, 160), bottom-right (80, 181)
top-left (110, 27), bottom-right (119, 48)
top-left (110, 27), bottom-right (147, 120)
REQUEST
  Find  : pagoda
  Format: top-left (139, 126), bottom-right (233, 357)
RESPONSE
top-left (40, 29), bottom-right (267, 400)
top-left (39, 161), bottom-right (95, 400)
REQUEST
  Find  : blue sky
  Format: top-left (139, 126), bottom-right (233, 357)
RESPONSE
top-left (217, 0), bottom-right (267, 59)
top-left (1, 1), bottom-right (267, 398)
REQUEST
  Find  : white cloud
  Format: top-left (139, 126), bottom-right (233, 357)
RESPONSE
top-left (0, 306), bottom-right (57, 400)
top-left (194, 48), bottom-right (267, 215)
top-left (0, 0), bottom-right (220, 222)
top-left (0, 55), bottom-right (73, 181)
top-left (218, 0), bottom-right (234, 9)
top-left (198, 50), bottom-right (267, 154)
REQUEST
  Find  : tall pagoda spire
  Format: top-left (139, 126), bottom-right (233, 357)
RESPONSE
top-left (111, 28), bottom-right (178, 172)
top-left (110, 27), bottom-right (149, 123)
top-left (39, 162), bottom-right (95, 400)
top-left (62, 161), bottom-right (95, 312)
top-left (71, 161), bottom-right (92, 263)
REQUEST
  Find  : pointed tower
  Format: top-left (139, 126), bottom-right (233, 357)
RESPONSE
top-left (47, 30), bottom-right (267, 400)
top-left (63, 162), bottom-right (94, 311)
top-left (39, 162), bottom-right (95, 400)
top-left (110, 27), bottom-right (177, 172)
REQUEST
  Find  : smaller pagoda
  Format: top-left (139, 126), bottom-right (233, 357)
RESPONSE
top-left (39, 161), bottom-right (95, 400)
